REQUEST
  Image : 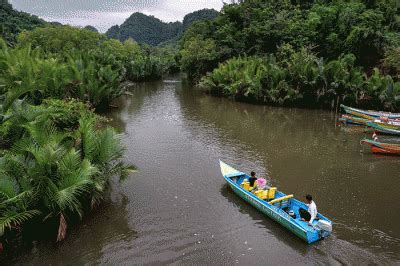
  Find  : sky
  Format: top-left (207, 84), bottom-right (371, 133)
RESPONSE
top-left (9, 0), bottom-right (226, 32)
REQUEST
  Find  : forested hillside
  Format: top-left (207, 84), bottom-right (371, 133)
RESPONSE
top-left (0, 0), bottom-right (45, 45)
top-left (84, 25), bottom-right (99, 32)
top-left (181, 0), bottom-right (400, 111)
top-left (106, 9), bottom-right (219, 45)
top-left (182, 8), bottom-right (219, 30)
top-left (106, 12), bottom-right (181, 46)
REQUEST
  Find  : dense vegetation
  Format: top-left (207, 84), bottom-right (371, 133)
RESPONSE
top-left (107, 13), bottom-right (182, 46)
top-left (106, 9), bottom-right (219, 46)
top-left (0, 0), bottom-right (45, 46)
top-left (0, 99), bottom-right (131, 245)
top-left (16, 25), bottom-right (176, 92)
top-left (199, 51), bottom-right (400, 110)
top-left (182, 9), bottom-right (219, 31)
top-left (84, 25), bottom-right (99, 33)
top-left (0, 10), bottom-right (180, 255)
top-left (181, 0), bottom-right (400, 111)
top-left (0, 8), bottom-right (182, 252)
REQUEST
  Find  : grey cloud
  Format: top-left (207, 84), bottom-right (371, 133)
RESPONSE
top-left (9, 0), bottom-right (224, 32)
top-left (10, 0), bottom-right (161, 13)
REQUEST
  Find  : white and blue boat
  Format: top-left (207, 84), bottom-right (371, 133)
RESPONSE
top-left (220, 161), bottom-right (332, 244)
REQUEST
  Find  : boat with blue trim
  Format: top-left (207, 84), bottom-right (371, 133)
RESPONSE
top-left (367, 121), bottom-right (400, 135)
top-left (361, 138), bottom-right (400, 155)
top-left (341, 104), bottom-right (400, 120)
top-left (220, 161), bottom-right (332, 244)
top-left (339, 114), bottom-right (371, 125)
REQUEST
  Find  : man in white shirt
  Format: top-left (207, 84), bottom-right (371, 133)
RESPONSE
top-left (300, 194), bottom-right (318, 226)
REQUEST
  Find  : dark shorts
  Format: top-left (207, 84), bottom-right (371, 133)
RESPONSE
top-left (299, 208), bottom-right (311, 221)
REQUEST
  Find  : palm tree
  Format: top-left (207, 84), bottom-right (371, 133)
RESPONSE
top-left (1, 112), bottom-right (134, 242)
top-left (76, 116), bottom-right (134, 207)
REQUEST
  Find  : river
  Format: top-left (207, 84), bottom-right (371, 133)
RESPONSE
top-left (11, 75), bottom-right (400, 264)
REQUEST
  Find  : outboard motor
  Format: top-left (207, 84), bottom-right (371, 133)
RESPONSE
top-left (315, 220), bottom-right (333, 238)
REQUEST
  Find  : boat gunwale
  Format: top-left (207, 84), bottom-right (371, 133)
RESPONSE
top-left (341, 105), bottom-right (400, 119)
top-left (362, 139), bottom-right (400, 147)
top-left (361, 139), bottom-right (400, 154)
top-left (367, 122), bottom-right (400, 134)
top-left (223, 174), bottom-right (309, 235)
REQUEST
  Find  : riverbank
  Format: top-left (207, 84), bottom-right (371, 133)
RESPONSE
top-left (197, 54), bottom-right (400, 112)
top-left (0, 25), bottom-right (165, 258)
top-left (180, 1), bottom-right (400, 112)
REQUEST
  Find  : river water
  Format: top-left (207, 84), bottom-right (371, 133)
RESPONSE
top-left (11, 75), bottom-right (400, 264)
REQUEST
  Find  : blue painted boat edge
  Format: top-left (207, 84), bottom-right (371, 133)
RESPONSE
top-left (341, 104), bottom-right (400, 119)
top-left (367, 122), bottom-right (400, 135)
top-left (222, 173), bottom-right (318, 243)
top-left (219, 160), bottom-right (332, 244)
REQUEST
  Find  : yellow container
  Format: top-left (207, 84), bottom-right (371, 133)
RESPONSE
top-left (241, 181), bottom-right (250, 191)
top-left (254, 190), bottom-right (268, 200)
top-left (267, 187), bottom-right (277, 199)
top-left (254, 190), bottom-right (265, 199)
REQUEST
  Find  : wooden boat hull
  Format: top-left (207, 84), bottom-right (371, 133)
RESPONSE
top-left (341, 104), bottom-right (400, 120)
top-left (367, 122), bottom-right (400, 135)
top-left (372, 121), bottom-right (400, 130)
top-left (339, 114), bottom-right (370, 125)
top-left (220, 161), bottom-right (332, 244)
top-left (361, 139), bottom-right (400, 155)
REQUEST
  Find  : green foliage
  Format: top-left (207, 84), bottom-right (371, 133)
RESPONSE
top-left (182, 0), bottom-right (400, 111)
top-left (66, 53), bottom-right (123, 108)
top-left (84, 25), bottom-right (99, 33)
top-left (152, 42), bottom-right (181, 74)
top-left (0, 98), bottom-right (101, 150)
top-left (384, 47), bottom-right (400, 78)
top-left (182, 0), bottom-right (399, 75)
top-left (0, 24), bottom-right (173, 110)
top-left (180, 36), bottom-right (218, 80)
top-left (0, 4), bottom-right (148, 248)
top-left (38, 98), bottom-right (101, 130)
top-left (17, 26), bottom-right (106, 57)
top-left (106, 9), bottom-right (219, 46)
top-left (182, 9), bottom-right (219, 31)
top-left (0, 103), bottom-right (132, 241)
top-left (15, 25), bottom-right (167, 83)
top-left (0, 0), bottom-right (45, 46)
top-left (125, 54), bottom-right (163, 82)
top-left (106, 12), bottom-right (182, 46)
top-left (0, 38), bottom-right (124, 110)
top-left (200, 50), bottom-right (400, 110)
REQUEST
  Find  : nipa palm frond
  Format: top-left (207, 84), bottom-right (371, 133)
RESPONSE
top-left (0, 210), bottom-right (41, 236)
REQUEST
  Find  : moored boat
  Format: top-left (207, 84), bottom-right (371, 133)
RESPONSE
top-left (339, 114), bottom-right (400, 131)
top-left (371, 119), bottom-right (400, 130)
top-left (220, 161), bottom-right (332, 244)
top-left (361, 139), bottom-right (400, 155)
top-left (341, 104), bottom-right (400, 120)
top-left (339, 114), bottom-right (371, 125)
top-left (367, 122), bottom-right (400, 135)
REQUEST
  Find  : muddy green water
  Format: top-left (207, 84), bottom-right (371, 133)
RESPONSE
top-left (11, 75), bottom-right (400, 264)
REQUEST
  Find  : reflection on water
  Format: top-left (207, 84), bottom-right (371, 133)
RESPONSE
top-left (9, 188), bottom-right (137, 265)
top-left (10, 74), bottom-right (400, 264)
